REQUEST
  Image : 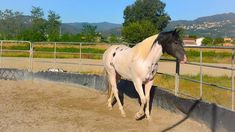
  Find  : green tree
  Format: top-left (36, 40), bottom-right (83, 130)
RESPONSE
top-left (60, 33), bottom-right (71, 42)
top-left (30, 6), bottom-right (46, 41)
top-left (123, 0), bottom-right (170, 30)
top-left (122, 0), bottom-right (170, 43)
top-left (122, 20), bottom-right (158, 43)
top-left (0, 9), bottom-right (24, 39)
top-left (176, 27), bottom-right (185, 40)
top-left (108, 34), bottom-right (119, 43)
top-left (46, 10), bottom-right (61, 41)
top-left (189, 34), bottom-right (197, 39)
top-left (214, 38), bottom-right (224, 45)
top-left (18, 29), bottom-right (32, 40)
top-left (81, 24), bottom-right (98, 42)
top-left (202, 37), bottom-right (213, 46)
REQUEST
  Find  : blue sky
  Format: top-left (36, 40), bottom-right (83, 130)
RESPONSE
top-left (0, 0), bottom-right (235, 23)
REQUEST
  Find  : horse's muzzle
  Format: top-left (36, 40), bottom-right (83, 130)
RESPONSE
top-left (180, 55), bottom-right (187, 64)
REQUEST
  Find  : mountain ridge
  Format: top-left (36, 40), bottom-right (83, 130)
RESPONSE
top-left (165, 12), bottom-right (235, 38)
top-left (61, 22), bottom-right (122, 37)
top-left (62, 12), bottom-right (235, 38)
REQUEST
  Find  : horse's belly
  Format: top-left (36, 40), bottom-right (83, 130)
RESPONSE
top-left (113, 60), bottom-right (131, 79)
top-left (113, 53), bottom-right (133, 80)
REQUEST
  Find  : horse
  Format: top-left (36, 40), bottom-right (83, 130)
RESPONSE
top-left (102, 29), bottom-right (187, 120)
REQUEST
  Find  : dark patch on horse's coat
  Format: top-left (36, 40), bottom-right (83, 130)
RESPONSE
top-left (113, 52), bottom-right (116, 57)
top-left (116, 47), bottom-right (120, 50)
top-left (152, 70), bottom-right (155, 74)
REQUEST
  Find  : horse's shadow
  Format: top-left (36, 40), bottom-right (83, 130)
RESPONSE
top-left (112, 79), bottom-right (156, 118)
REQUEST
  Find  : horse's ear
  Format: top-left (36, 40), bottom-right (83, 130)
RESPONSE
top-left (176, 28), bottom-right (180, 34)
top-left (173, 29), bottom-right (177, 36)
top-left (173, 28), bottom-right (181, 36)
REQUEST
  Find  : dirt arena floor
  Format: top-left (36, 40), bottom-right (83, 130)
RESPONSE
top-left (0, 80), bottom-right (209, 132)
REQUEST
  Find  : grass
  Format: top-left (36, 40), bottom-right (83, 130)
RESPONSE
top-left (34, 47), bottom-right (105, 53)
top-left (2, 43), bottom-right (30, 50)
top-left (154, 74), bottom-right (234, 109)
top-left (185, 49), bottom-right (232, 63)
top-left (2, 51), bottom-right (29, 57)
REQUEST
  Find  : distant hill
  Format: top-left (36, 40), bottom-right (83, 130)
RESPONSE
top-left (165, 12), bottom-right (235, 38)
top-left (61, 22), bottom-right (122, 37)
top-left (62, 13), bottom-right (235, 38)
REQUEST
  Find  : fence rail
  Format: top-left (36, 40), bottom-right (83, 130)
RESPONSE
top-left (0, 40), bottom-right (234, 111)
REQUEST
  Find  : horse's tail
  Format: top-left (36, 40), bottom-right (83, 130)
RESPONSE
top-left (102, 68), bottom-right (111, 98)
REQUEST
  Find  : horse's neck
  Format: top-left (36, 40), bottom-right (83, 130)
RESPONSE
top-left (132, 34), bottom-right (159, 60)
top-left (145, 43), bottom-right (163, 64)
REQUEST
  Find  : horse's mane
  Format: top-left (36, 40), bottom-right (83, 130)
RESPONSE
top-left (132, 34), bottom-right (159, 59)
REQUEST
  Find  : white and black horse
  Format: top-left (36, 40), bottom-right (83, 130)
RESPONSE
top-left (103, 29), bottom-right (187, 120)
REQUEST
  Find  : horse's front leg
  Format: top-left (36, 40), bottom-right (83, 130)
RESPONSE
top-left (133, 79), bottom-right (146, 120)
top-left (144, 80), bottom-right (153, 120)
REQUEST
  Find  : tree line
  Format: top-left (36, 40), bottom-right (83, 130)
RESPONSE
top-left (0, 7), bottom-right (105, 42)
top-left (0, 7), bottom-right (61, 41)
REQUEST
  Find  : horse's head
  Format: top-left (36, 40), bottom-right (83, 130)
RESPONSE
top-left (156, 29), bottom-right (187, 63)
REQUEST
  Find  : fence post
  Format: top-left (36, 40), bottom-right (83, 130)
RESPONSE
top-left (231, 48), bottom-right (234, 111)
top-left (200, 48), bottom-right (203, 98)
top-left (175, 60), bottom-right (180, 96)
top-left (80, 42), bottom-right (82, 60)
top-left (29, 42), bottom-right (33, 72)
top-left (79, 43), bottom-right (82, 70)
top-left (54, 42), bottom-right (57, 69)
top-left (0, 41), bottom-right (2, 68)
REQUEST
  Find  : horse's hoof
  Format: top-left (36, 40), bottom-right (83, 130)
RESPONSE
top-left (146, 116), bottom-right (152, 121)
top-left (108, 107), bottom-right (112, 110)
top-left (108, 106), bottom-right (112, 110)
top-left (121, 111), bottom-right (126, 117)
top-left (135, 112), bottom-right (145, 120)
top-left (121, 113), bottom-right (126, 118)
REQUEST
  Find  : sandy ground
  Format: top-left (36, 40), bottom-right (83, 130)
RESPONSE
top-left (0, 57), bottom-right (232, 76)
top-left (0, 80), bottom-right (209, 132)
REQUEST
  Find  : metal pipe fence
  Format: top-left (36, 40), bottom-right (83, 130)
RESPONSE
top-left (0, 40), bottom-right (32, 71)
top-left (0, 40), bottom-right (235, 111)
top-left (175, 45), bottom-right (235, 111)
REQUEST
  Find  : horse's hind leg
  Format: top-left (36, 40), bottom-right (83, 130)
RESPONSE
top-left (107, 86), bottom-right (114, 110)
top-left (107, 73), bottom-right (121, 110)
top-left (107, 70), bottom-right (126, 117)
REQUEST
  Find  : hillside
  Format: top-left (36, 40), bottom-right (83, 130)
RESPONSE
top-left (61, 13), bottom-right (235, 38)
top-left (165, 12), bottom-right (235, 38)
top-left (61, 22), bottom-right (122, 37)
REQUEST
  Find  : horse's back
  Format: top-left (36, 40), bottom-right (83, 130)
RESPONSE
top-left (103, 45), bottom-right (129, 70)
